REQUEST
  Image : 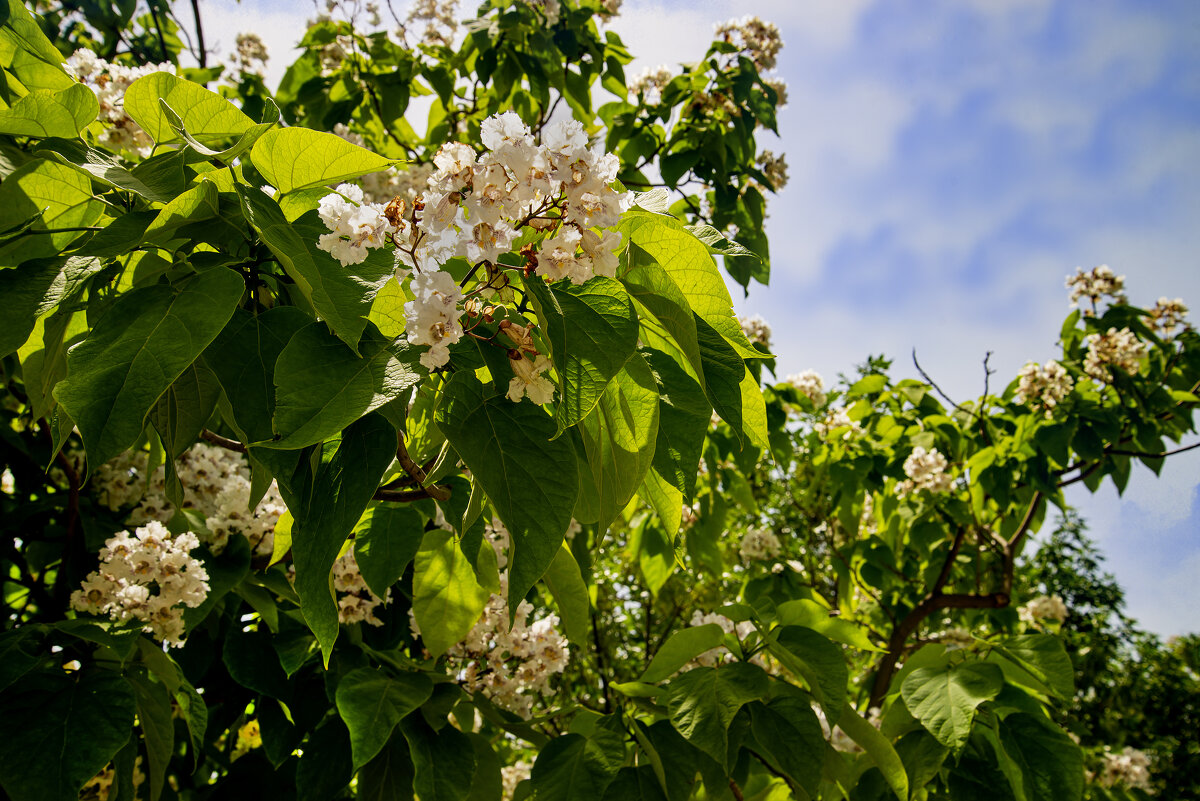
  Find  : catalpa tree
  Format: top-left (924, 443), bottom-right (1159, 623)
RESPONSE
top-left (0, 1), bottom-right (1196, 800)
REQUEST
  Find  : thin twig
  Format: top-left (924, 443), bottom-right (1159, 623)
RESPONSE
top-left (200, 429), bottom-right (247, 453)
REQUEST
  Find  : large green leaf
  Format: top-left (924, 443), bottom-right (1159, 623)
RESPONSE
top-left (159, 95), bottom-right (279, 162)
top-left (640, 624), bottom-right (726, 684)
top-left (694, 315), bottom-right (748, 442)
top-left (148, 362), bottom-right (220, 460)
top-left (353, 506), bottom-right (426, 600)
top-left (644, 347), bottom-right (710, 504)
top-left (54, 268), bottom-right (244, 467)
top-left (768, 626), bottom-right (848, 725)
top-left (542, 543), bottom-right (590, 647)
top-left (0, 255), bottom-right (103, 357)
top-left (620, 211), bottom-right (761, 359)
top-left (620, 242), bottom-right (703, 380)
top-left (901, 663), bottom-right (1004, 750)
top-left (994, 713), bottom-right (1083, 801)
top-left (664, 663), bottom-right (768, 767)
top-left (250, 126), bottom-right (395, 194)
top-left (435, 373), bottom-right (579, 609)
top-left (0, 669), bottom-right (136, 801)
top-left (289, 413), bottom-right (397, 665)
top-left (399, 715), bottom-right (476, 801)
top-left (142, 180), bottom-right (219, 242)
top-left (296, 718), bottom-right (354, 801)
top-left (526, 275), bottom-right (639, 432)
top-left (412, 529), bottom-right (491, 657)
top-left (126, 671), bottom-right (173, 801)
top-left (0, 84), bottom-right (97, 138)
top-left (123, 72), bottom-right (255, 145)
top-left (237, 186), bottom-right (395, 349)
top-left (357, 731), bottom-right (416, 801)
top-left (335, 667), bottom-right (434, 770)
top-left (530, 730), bottom-right (624, 801)
top-left (0, 0), bottom-right (77, 92)
top-left (992, 635), bottom-right (1075, 700)
top-left (575, 351), bottom-right (659, 534)
top-left (746, 697), bottom-right (824, 798)
top-left (837, 705), bottom-right (909, 801)
top-left (35, 139), bottom-right (179, 202)
top-left (0, 158), bottom-right (105, 265)
top-left (270, 322), bottom-right (424, 449)
top-left (202, 306), bottom-right (310, 443)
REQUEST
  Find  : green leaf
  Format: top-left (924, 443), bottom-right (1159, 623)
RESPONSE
top-left (183, 537), bottom-right (250, 629)
top-left (464, 733), bottom-right (503, 801)
top-left (203, 306), bottom-right (310, 443)
top-left (435, 373), bottom-right (579, 610)
top-left (0, 629), bottom-right (41, 692)
top-left (542, 544), bottom-right (590, 647)
top-left (664, 663), bottom-right (768, 767)
top-left (399, 715), bottom-right (476, 801)
top-left (250, 126), bottom-right (394, 194)
top-left (694, 315), bottom-right (749, 442)
top-left (237, 186), bottom-right (394, 349)
top-left (336, 667), bottom-right (434, 770)
top-left (992, 635), bottom-right (1075, 700)
top-left (644, 347), bottom-right (711, 505)
top-left (148, 362), bottom-right (220, 461)
top-left (356, 731), bottom-right (416, 801)
top-left (123, 72), bottom-right (255, 146)
top-left (576, 351), bottom-right (660, 532)
top-left (640, 624), bottom-right (725, 684)
top-left (901, 663), bottom-right (1004, 750)
top-left (837, 705), bottom-right (909, 801)
top-left (768, 626), bottom-right (848, 725)
top-left (620, 211), bottom-right (761, 359)
top-left (0, 158), bottom-right (105, 265)
top-left (126, 671), bottom-right (173, 801)
top-left (775, 599), bottom-right (882, 652)
top-left (633, 517), bottom-right (674, 599)
top-left (894, 731), bottom-right (949, 797)
top-left (222, 623), bottom-right (288, 700)
top-left (746, 697), bottom-right (824, 798)
top-left (290, 413), bottom-right (397, 665)
top-left (159, 95), bottom-right (279, 162)
top-left (621, 243), bottom-right (703, 380)
top-left (527, 275), bottom-right (639, 433)
top-left (353, 506), bottom-right (426, 599)
top-left (35, 139), bottom-right (176, 203)
top-left (270, 322), bottom-right (424, 449)
top-left (0, 84), bottom-right (97, 138)
top-left (994, 713), bottom-right (1083, 801)
top-left (142, 180), bottom-right (219, 241)
top-left (530, 731), bottom-right (624, 801)
top-left (296, 719), bottom-right (354, 801)
top-left (54, 268), bottom-right (245, 467)
top-left (412, 529), bottom-right (491, 657)
top-left (0, 668), bottom-right (136, 801)
top-left (0, 255), bottom-right (103, 357)
top-left (0, 0), bottom-right (77, 92)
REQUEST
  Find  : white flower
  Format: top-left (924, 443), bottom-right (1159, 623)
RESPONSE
top-left (714, 16), bottom-right (784, 71)
top-left (315, 184), bottom-right (395, 267)
top-left (627, 65), bottom-right (674, 104)
top-left (1066, 265), bottom-right (1126, 312)
top-left (536, 227), bottom-right (587, 284)
top-left (1, 468), bottom-right (13, 495)
top-left (333, 545), bottom-right (389, 626)
top-left (1098, 746), bottom-right (1153, 791)
top-left (739, 315), bottom-right (771, 347)
top-left (1083, 327), bottom-right (1147, 383)
top-left (815, 408), bottom-right (861, 441)
top-left (1150, 296), bottom-right (1189, 338)
top-left (1019, 595), bottom-right (1068, 626)
top-left (1014, 360), bottom-right (1074, 416)
top-left (507, 353), bottom-right (556, 404)
top-left (785, 370), bottom-right (826, 408)
top-left (64, 48), bottom-right (175, 158)
top-left (739, 527), bottom-right (782, 563)
top-left (896, 446), bottom-right (953, 496)
top-left (405, 269), bottom-right (464, 368)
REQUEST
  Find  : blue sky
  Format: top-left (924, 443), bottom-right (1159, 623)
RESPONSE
top-left (204, 0), bottom-right (1199, 634)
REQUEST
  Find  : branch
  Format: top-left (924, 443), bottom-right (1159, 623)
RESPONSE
top-left (912, 349), bottom-right (967, 413)
top-left (1106, 441), bottom-right (1200, 459)
top-left (190, 0), bottom-right (207, 69)
top-left (200, 429), bottom-right (247, 453)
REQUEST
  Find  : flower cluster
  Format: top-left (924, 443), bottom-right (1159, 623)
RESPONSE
top-left (63, 48), bottom-right (175, 158)
top-left (1150, 296), bottom-right (1189, 339)
top-left (627, 65), bottom-right (674, 104)
top-left (739, 527), bottom-right (782, 563)
top-left (896, 446), bottom-right (953, 496)
top-left (70, 521), bottom-right (210, 646)
top-left (714, 15), bottom-right (784, 71)
top-left (405, 269), bottom-right (465, 369)
top-left (230, 32), bottom-right (269, 77)
top-left (756, 150), bottom-right (789, 191)
top-left (1014, 360), bottom-right (1074, 416)
top-left (501, 761), bottom-right (533, 800)
top-left (1066, 265), bottom-right (1126, 312)
top-left (1, 467), bottom-right (13, 495)
top-left (1083, 327), bottom-right (1147, 383)
top-left (1019, 595), bottom-right (1068, 627)
top-left (333, 545), bottom-right (390, 626)
top-left (739, 314), bottom-right (772, 347)
top-left (232, 719), bottom-right (263, 762)
top-left (522, 0), bottom-right (560, 25)
top-left (415, 520), bottom-right (569, 718)
top-left (92, 443), bottom-right (286, 558)
top-left (1096, 746), bottom-right (1154, 791)
top-left (764, 76), bottom-right (788, 107)
top-left (316, 183), bottom-right (396, 267)
top-left (403, 0), bottom-right (460, 46)
top-left (815, 407), bottom-right (862, 441)
top-left (785, 370), bottom-right (827, 408)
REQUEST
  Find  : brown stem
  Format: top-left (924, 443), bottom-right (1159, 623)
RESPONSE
top-left (200, 429), bottom-right (247, 453)
top-left (190, 0), bottom-right (207, 69)
top-left (728, 779), bottom-right (745, 801)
